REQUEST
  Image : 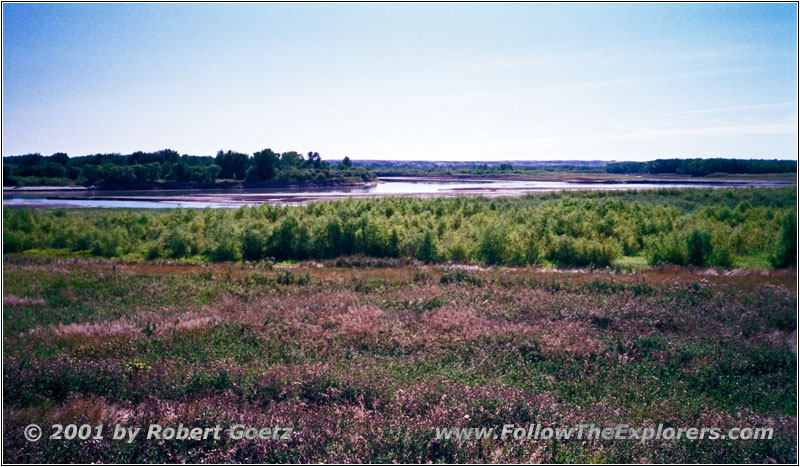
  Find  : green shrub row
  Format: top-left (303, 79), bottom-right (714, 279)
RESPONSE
top-left (3, 188), bottom-right (796, 268)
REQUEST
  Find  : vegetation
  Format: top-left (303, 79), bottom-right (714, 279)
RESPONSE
top-left (3, 186), bottom-right (796, 462)
top-left (3, 258), bottom-right (796, 462)
top-left (358, 157), bottom-right (796, 179)
top-left (4, 187), bottom-right (796, 269)
top-left (2, 149), bottom-right (374, 187)
top-left (364, 162), bottom-right (608, 178)
top-left (606, 158), bottom-right (797, 176)
top-left (5, 153), bottom-right (793, 188)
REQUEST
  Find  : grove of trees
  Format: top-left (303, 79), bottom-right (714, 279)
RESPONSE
top-left (3, 148), bottom-right (373, 187)
top-left (605, 158), bottom-right (797, 176)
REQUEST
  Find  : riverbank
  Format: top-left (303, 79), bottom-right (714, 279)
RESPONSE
top-left (2, 178), bottom-right (379, 193)
top-left (379, 174), bottom-right (798, 184)
top-left (6, 172), bottom-right (795, 193)
top-left (4, 176), bottom-right (795, 208)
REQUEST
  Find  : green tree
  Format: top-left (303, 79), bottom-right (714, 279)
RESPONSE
top-left (280, 151), bottom-right (303, 169)
top-left (49, 153), bottom-right (70, 166)
top-left (215, 150), bottom-right (250, 180)
top-left (252, 148), bottom-right (279, 180)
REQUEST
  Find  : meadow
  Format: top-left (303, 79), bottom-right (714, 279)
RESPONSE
top-left (2, 186), bottom-right (797, 462)
top-left (2, 258), bottom-right (796, 462)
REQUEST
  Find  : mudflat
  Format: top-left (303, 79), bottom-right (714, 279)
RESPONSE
top-left (4, 176), bottom-right (794, 208)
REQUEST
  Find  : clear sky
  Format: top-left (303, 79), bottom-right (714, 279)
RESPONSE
top-left (2, 3), bottom-right (797, 161)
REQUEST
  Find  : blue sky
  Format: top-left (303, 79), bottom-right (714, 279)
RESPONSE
top-left (2, 3), bottom-right (797, 161)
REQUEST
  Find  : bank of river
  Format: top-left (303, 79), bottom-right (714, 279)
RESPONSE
top-left (3, 176), bottom-right (794, 209)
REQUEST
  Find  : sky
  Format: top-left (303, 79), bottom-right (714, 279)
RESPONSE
top-left (2, 3), bottom-right (797, 161)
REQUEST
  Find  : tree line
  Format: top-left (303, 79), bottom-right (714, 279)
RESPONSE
top-left (368, 163), bottom-right (605, 178)
top-left (365, 158), bottom-right (797, 178)
top-left (3, 149), bottom-right (370, 187)
top-left (605, 158), bottom-right (796, 176)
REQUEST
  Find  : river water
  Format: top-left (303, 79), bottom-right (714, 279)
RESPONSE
top-left (3, 178), bottom-right (791, 209)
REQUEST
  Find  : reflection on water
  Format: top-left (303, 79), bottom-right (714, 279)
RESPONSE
top-left (3, 197), bottom-right (230, 209)
top-left (3, 179), bottom-right (789, 209)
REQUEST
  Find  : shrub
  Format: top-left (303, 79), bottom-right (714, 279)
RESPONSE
top-left (414, 228), bottom-right (440, 263)
top-left (268, 216), bottom-right (298, 260)
top-left (545, 235), bottom-right (580, 267)
top-left (3, 231), bottom-right (25, 253)
top-left (709, 244), bottom-right (733, 268)
top-left (686, 229), bottom-right (712, 266)
top-left (544, 236), bottom-right (618, 267)
top-left (210, 232), bottom-right (239, 262)
top-left (647, 233), bottom-right (686, 266)
top-left (475, 223), bottom-right (507, 265)
top-left (241, 228), bottom-right (267, 261)
top-left (771, 213), bottom-right (797, 268)
top-left (163, 229), bottom-right (193, 258)
top-left (576, 238), bottom-right (620, 268)
top-left (90, 229), bottom-right (123, 257)
top-left (2, 187), bottom-right (795, 270)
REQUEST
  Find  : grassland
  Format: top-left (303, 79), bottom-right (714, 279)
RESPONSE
top-left (2, 256), bottom-right (796, 463)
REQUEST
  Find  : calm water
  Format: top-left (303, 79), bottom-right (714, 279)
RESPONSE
top-left (3, 179), bottom-right (789, 209)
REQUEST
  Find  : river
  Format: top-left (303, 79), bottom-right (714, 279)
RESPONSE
top-left (3, 177), bottom-right (792, 209)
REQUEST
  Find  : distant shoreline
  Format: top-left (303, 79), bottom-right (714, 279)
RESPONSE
top-left (3, 179), bottom-right (379, 193)
top-left (379, 175), bottom-right (797, 185)
top-left (3, 176), bottom-right (795, 209)
top-left (4, 173), bottom-right (796, 193)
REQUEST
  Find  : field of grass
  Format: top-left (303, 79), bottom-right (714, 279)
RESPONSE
top-left (3, 257), bottom-right (796, 463)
